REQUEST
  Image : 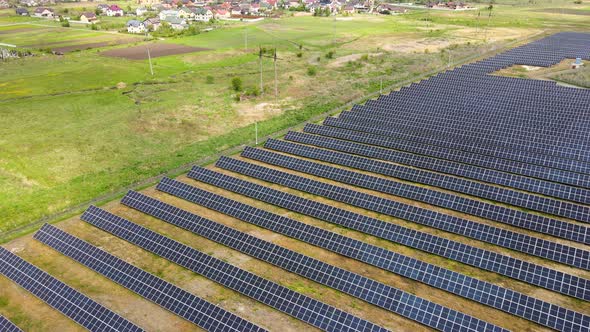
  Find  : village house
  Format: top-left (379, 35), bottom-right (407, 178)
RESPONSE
top-left (214, 8), bottom-right (230, 19)
top-left (15, 7), bottom-right (29, 15)
top-left (80, 12), bottom-right (98, 23)
top-left (159, 9), bottom-right (179, 20)
top-left (96, 4), bottom-right (109, 13)
top-left (33, 7), bottom-right (54, 18)
top-left (193, 7), bottom-right (213, 21)
top-left (376, 3), bottom-right (407, 14)
top-left (143, 17), bottom-right (161, 31)
top-left (136, 7), bottom-right (148, 16)
top-left (126, 20), bottom-right (146, 33)
top-left (0, 0), bottom-right (10, 9)
top-left (164, 16), bottom-right (188, 30)
top-left (106, 4), bottom-right (124, 17)
top-left (177, 6), bottom-right (195, 20)
top-left (19, 0), bottom-right (37, 7)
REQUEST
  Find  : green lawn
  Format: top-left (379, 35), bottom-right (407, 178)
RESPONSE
top-left (1, 2), bottom-right (589, 236)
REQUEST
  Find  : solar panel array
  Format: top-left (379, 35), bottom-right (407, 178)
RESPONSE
top-left (215, 156), bottom-right (590, 269)
top-left (119, 190), bottom-right (505, 332)
top-left (0, 315), bottom-right (22, 332)
top-left (241, 146), bottom-right (590, 244)
top-left (33, 224), bottom-right (267, 332)
top-left (187, 165), bottom-right (590, 302)
top-left (155, 176), bottom-right (590, 332)
top-left (80, 205), bottom-right (388, 332)
top-left (0, 247), bottom-right (143, 332)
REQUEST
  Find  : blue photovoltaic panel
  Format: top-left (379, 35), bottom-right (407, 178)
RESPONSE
top-left (241, 146), bottom-right (590, 244)
top-left (33, 224), bottom-right (267, 332)
top-left (80, 205), bottom-right (389, 332)
top-left (283, 131), bottom-right (590, 199)
top-left (263, 138), bottom-right (590, 214)
top-left (156, 177), bottom-right (590, 332)
top-left (307, 122), bottom-right (590, 203)
top-left (0, 315), bottom-right (22, 332)
top-left (0, 247), bottom-right (143, 332)
top-left (215, 155), bottom-right (590, 269)
top-left (186, 166), bottom-right (590, 302)
top-left (117, 192), bottom-right (504, 332)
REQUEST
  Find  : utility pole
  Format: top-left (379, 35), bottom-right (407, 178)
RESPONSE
top-left (273, 48), bottom-right (278, 103)
top-left (259, 46), bottom-right (263, 96)
top-left (147, 46), bottom-right (154, 76)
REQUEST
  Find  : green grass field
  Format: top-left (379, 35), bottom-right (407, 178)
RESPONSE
top-left (1, 0), bottom-right (589, 236)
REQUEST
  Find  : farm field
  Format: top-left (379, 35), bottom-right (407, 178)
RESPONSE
top-left (0, 1), bottom-right (588, 238)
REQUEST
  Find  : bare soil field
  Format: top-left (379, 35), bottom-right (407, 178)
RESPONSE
top-left (101, 43), bottom-right (210, 60)
top-left (52, 38), bottom-right (141, 53)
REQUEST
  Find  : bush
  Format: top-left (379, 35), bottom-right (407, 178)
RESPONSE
top-left (246, 86), bottom-right (260, 97)
top-left (325, 51), bottom-right (334, 59)
top-left (360, 54), bottom-right (369, 61)
top-left (61, 20), bottom-right (70, 28)
top-left (90, 23), bottom-right (98, 30)
top-left (206, 75), bottom-right (214, 84)
top-left (296, 52), bottom-right (302, 58)
top-left (231, 77), bottom-right (243, 91)
top-left (307, 66), bottom-right (317, 76)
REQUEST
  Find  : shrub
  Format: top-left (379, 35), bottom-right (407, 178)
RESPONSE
top-left (360, 54), bottom-right (369, 61)
top-left (296, 52), bottom-right (302, 58)
top-left (325, 51), bottom-right (334, 59)
top-left (307, 66), bottom-right (317, 76)
top-left (206, 75), bottom-right (214, 84)
top-left (61, 20), bottom-right (70, 28)
top-left (231, 77), bottom-right (243, 91)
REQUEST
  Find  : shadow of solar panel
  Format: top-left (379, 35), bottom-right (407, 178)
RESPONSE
top-left (33, 224), bottom-right (266, 332)
top-left (117, 191), bottom-right (506, 332)
top-left (0, 315), bottom-right (22, 332)
top-left (186, 166), bottom-right (590, 302)
top-left (156, 176), bottom-right (590, 332)
top-left (216, 156), bottom-right (590, 269)
top-left (241, 146), bottom-right (590, 243)
top-left (0, 247), bottom-right (143, 332)
top-left (79, 206), bottom-right (388, 332)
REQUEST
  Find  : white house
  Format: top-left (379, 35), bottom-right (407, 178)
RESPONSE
top-left (106, 4), bottom-right (124, 17)
top-left (80, 12), bottom-right (99, 23)
top-left (143, 17), bottom-right (161, 31)
top-left (164, 16), bottom-right (188, 30)
top-left (159, 9), bottom-right (179, 20)
top-left (33, 7), bottom-right (54, 18)
top-left (193, 7), bottom-right (212, 21)
top-left (126, 20), bottom-right (146, 33)
top-left (136, 7), bottom-right (148, 16)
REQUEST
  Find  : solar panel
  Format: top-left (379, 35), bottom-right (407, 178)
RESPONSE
top-left (79, 205), bottom-right (389, 332)
top-left (117, 192), bottom-right (505, 332)
top-left (156, 176), bottom-right (590, 332)
top-left (186, 166), bottom-right (590, 301)
top-left (283, 131), bottom-right (590, 198)
top-left (307, 122), bottom-right (590, 192)
top-left (33, 224), bottom-right (267, 332)
top-left (264, 138), bottom-right (589, 214)
top-left (215, 155), bottom-right (590, 269)
top-left (0, 315), bottom-right (22, 332)
top-left (241, 146), bottom-right (589, 244)
top-left (0, 247), bottom-right (143, 332)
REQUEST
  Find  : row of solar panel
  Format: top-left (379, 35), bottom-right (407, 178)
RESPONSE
top-left (216, 155), bottom-right (590, 268)
top-left (331, 111), bottom-right (590, 172)
top-left (0, 315), bottom-right (22, 332)
top-left (326, 113), bottom-right (588, 178)
top-left (241, 146), bottom-right (589, 243)
top-left (315, 119), bottom-right (590, 191)
top-left (186, 166), bottom-right (590, 302)
top-left (118, 190), bottom-right (503, 332)
top-left (283, 131), bottom-right (590, 206)
top-left (156, 175), bottom-right (590, 331)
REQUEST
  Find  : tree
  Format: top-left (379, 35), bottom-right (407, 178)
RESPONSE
top-left (231, 77), bottom-right (243, 91)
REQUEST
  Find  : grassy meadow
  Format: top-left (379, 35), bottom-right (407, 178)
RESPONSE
top-left (1, 0), bottom-right (589, 236)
